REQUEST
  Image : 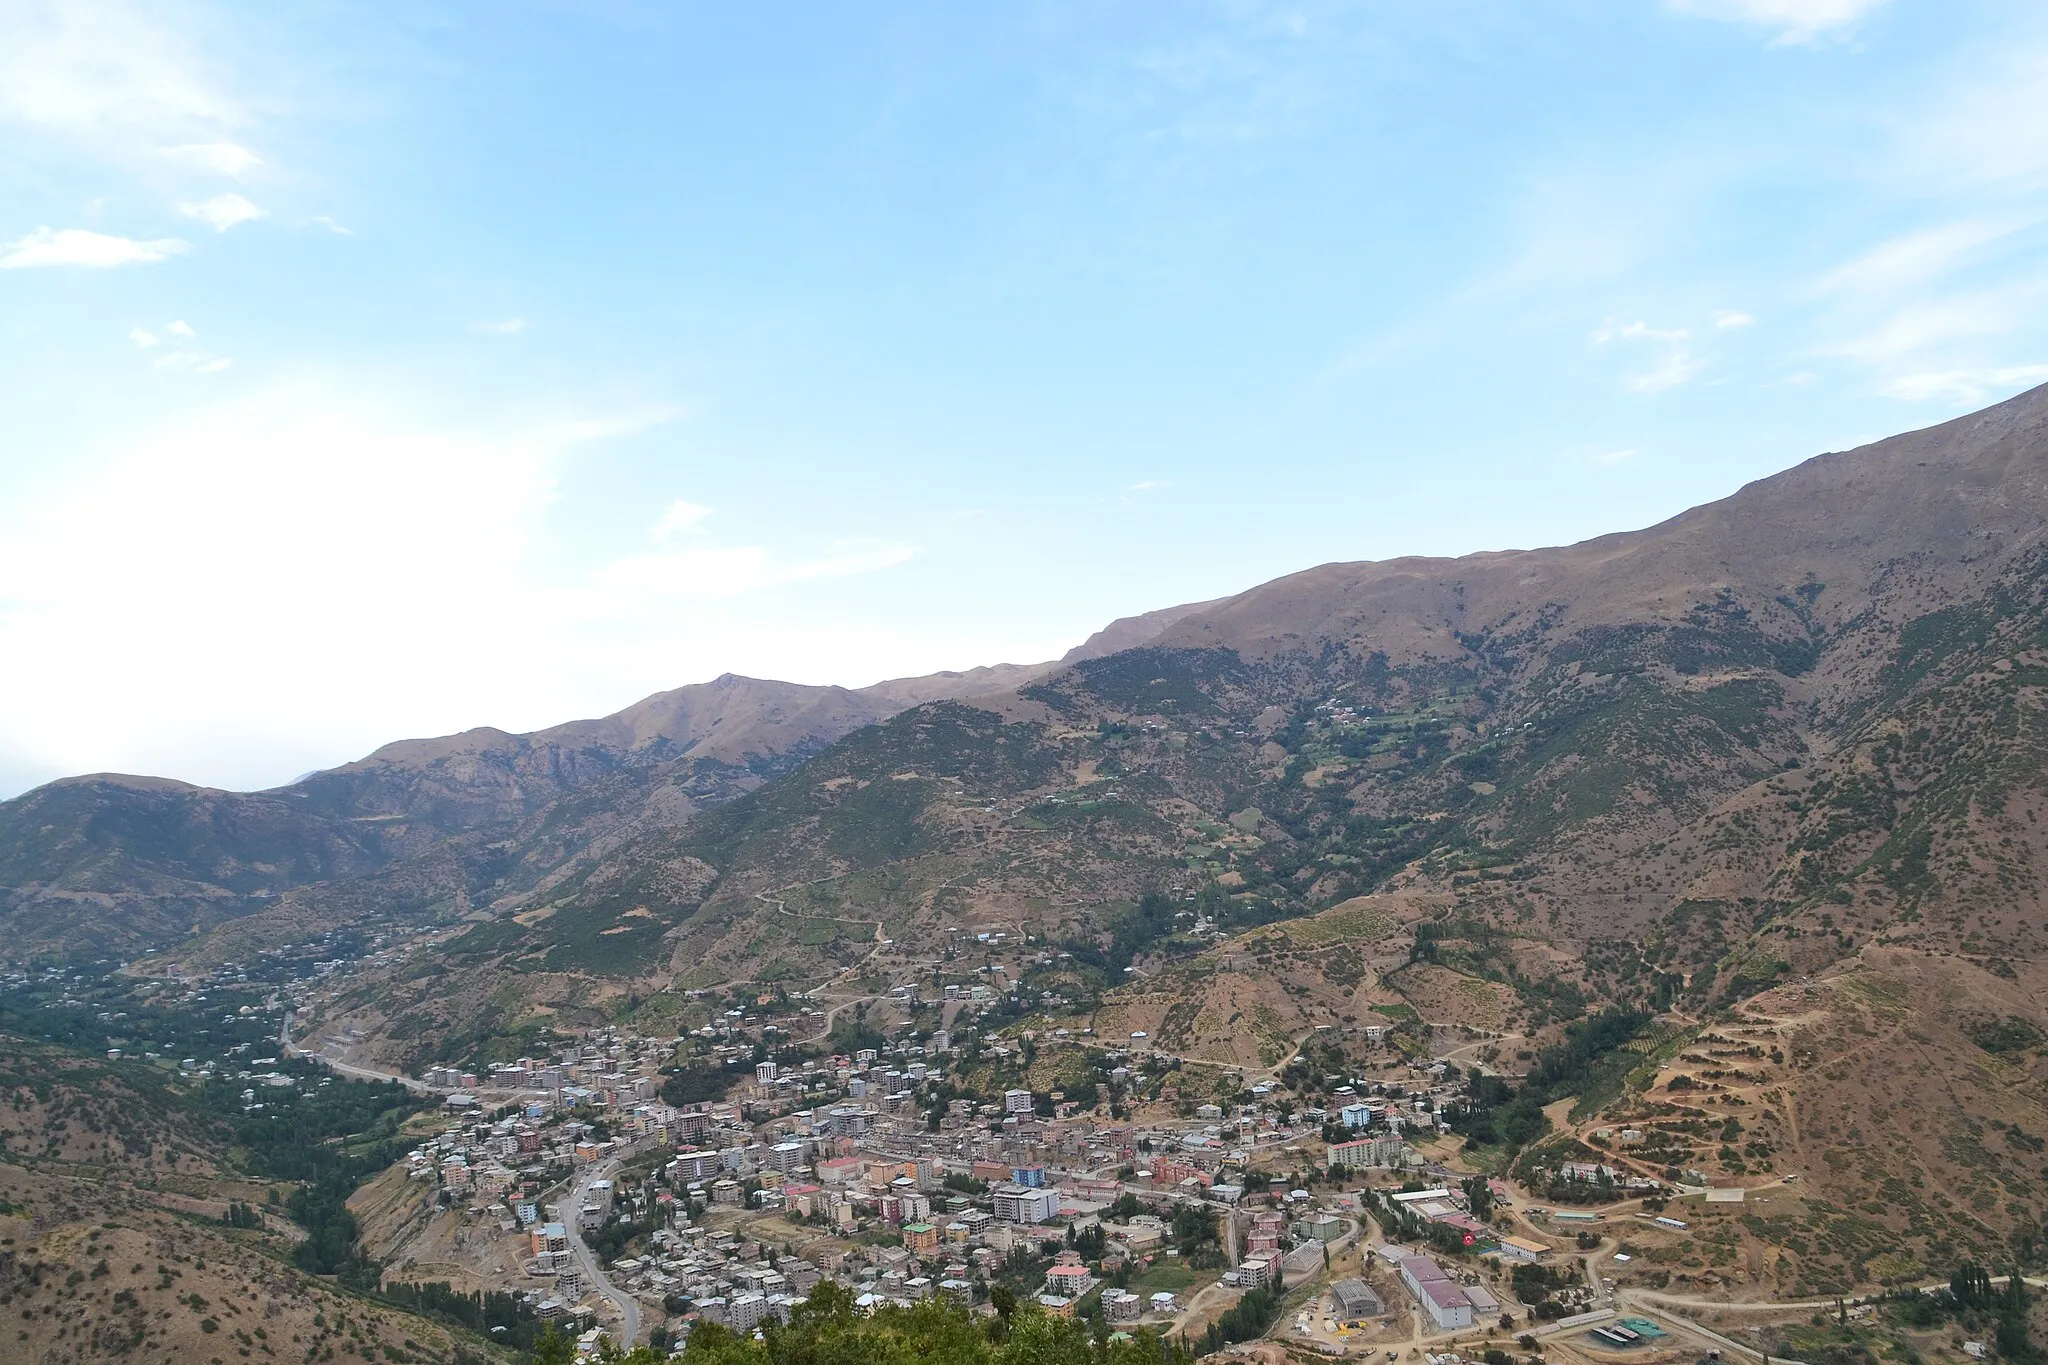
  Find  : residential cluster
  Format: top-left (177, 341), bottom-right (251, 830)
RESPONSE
top-left (388, 1021), bottom-right (1448, 1351)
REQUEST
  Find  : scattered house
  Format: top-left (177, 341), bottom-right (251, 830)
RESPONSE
top-left (1102, 1289), bottom-right (1142, 1322)
top-left (1302, 1213), bottom-right (1345, 1243)
top-left (1496, 1235), bottom-right (1552, 1262)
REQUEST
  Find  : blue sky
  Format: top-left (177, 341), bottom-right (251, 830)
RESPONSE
top-left (5, 0), bottom-right (2048, 796)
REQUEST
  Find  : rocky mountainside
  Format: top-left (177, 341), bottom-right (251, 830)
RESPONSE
top-left (0, 610), bottom-right (1207, 956)
top-left (475, 381), bottom-right (2048, 973)
top-left (316, 385), bottom-right (2048, 1279)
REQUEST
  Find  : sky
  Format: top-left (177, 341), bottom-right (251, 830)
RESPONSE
top-left (5, 0), bottom-right (2048, 797)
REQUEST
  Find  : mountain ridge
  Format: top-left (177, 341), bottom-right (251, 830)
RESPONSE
top-left (0, 605), bottom-right (1212, 955)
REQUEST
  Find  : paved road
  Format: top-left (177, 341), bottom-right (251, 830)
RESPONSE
top-left (285, 1012), bottom-right (640, 1341)
top-left (284, 1012), bottom-right (547, 1101)
top-left (564, 1161), bottom-right (641, 1346)
top-left (281, 1013), bottom-right (440, 1092)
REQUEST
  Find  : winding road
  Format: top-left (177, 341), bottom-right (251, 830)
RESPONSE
top-left (281, 1013), bottom-right (441, 1094)
top-left (284, 1011), bottom-right (644, 1343)
top-left (564, 1159), bottom-right (641, 1346)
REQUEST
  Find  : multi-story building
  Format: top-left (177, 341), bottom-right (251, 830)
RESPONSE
top-left (991, 1183), bottom-right (1060, 1225)
top-left (1327, 1135), bottom-right (1409, 1169)
top-left (671, 1150), bottom-right (720, 1182)
top-left (1245, 1210), bottom-right (1286, 1256)
top-left (1045, 1252), bottom-right (1093, 1298)
top-left (1230, 1252), bottom-right (1279, 1290)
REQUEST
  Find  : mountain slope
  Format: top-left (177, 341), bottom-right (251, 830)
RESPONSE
top-left (0, 606), bottom-right (1209, 957)
top-left (396, 387), bottom-right (2048, 973)
top-left (326, 386), bottom-right (2048, 1273)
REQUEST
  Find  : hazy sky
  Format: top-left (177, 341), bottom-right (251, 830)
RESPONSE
top-left (5, 0), bottom-right (2048, 796)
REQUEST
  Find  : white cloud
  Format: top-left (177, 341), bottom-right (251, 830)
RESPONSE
top-left (1711, 310), bottom-right (1755, 328)
top-left (1813, 219), bottom-right (2024, 296)
top-left (0, 226), bottom-right (189, 268)
top-left (178, 192), bottom-right (265, 232)
top-left (132, 319), bottom-right (229, 372)
top-left (1665, 0), bottom-right (1889, 44)
top-left (474, 317), bottom-right (528, 335)
top-left (1819, 296), bottom-right (2012, 364)
top-left (0, 1), bottom-right (243, 137)
top-left (0, 377), bottom-right (1004, 793)
top-left (162, 141), bottom-right (259, 177)
top-left (548, 405), bottom-right (686, 445)
top-left (1879, 364), bottom-right (2048, 404)
top-left (1626, 352), bottom-right (1707, 393)
top-left (1592, 317), bottom-right (1704, 392)
top-left (1592, 320), bottom-right (1689, 344)
top-left (0, 383), bottom-right (557, 789)
top-left (311, 215), bottom-right (353, 236)
top-left (589, 541), bottom-right (917, 603)
top-left (1902, 47), bottom-right (2048, 190)
top-left (155, 352), bottom-right (233, 374)
top-left (1590, 448), bottom-right (1637, 466)
top-left (653, 500), bottom-right (712, 540)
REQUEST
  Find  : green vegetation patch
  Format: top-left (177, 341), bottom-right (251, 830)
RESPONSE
top-left (1963, 1013), bottom-right (2045, 1055)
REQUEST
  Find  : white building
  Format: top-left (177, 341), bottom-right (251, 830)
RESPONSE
top-left (991, 1183), bottom-right (1061, 1225)
top-left (1399, 1255), bottom-right (1473, 1331)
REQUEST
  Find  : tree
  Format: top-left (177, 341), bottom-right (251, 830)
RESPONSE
top-left (1463, 1173), bottom-right (1494, 1222)
top-left (1995, 1270), bottom-right (2035, 1363)
top-left (1952, 1262), bottom-right (1993, 1308)
top-left (529, 1324), bottom-right (573, 1365)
